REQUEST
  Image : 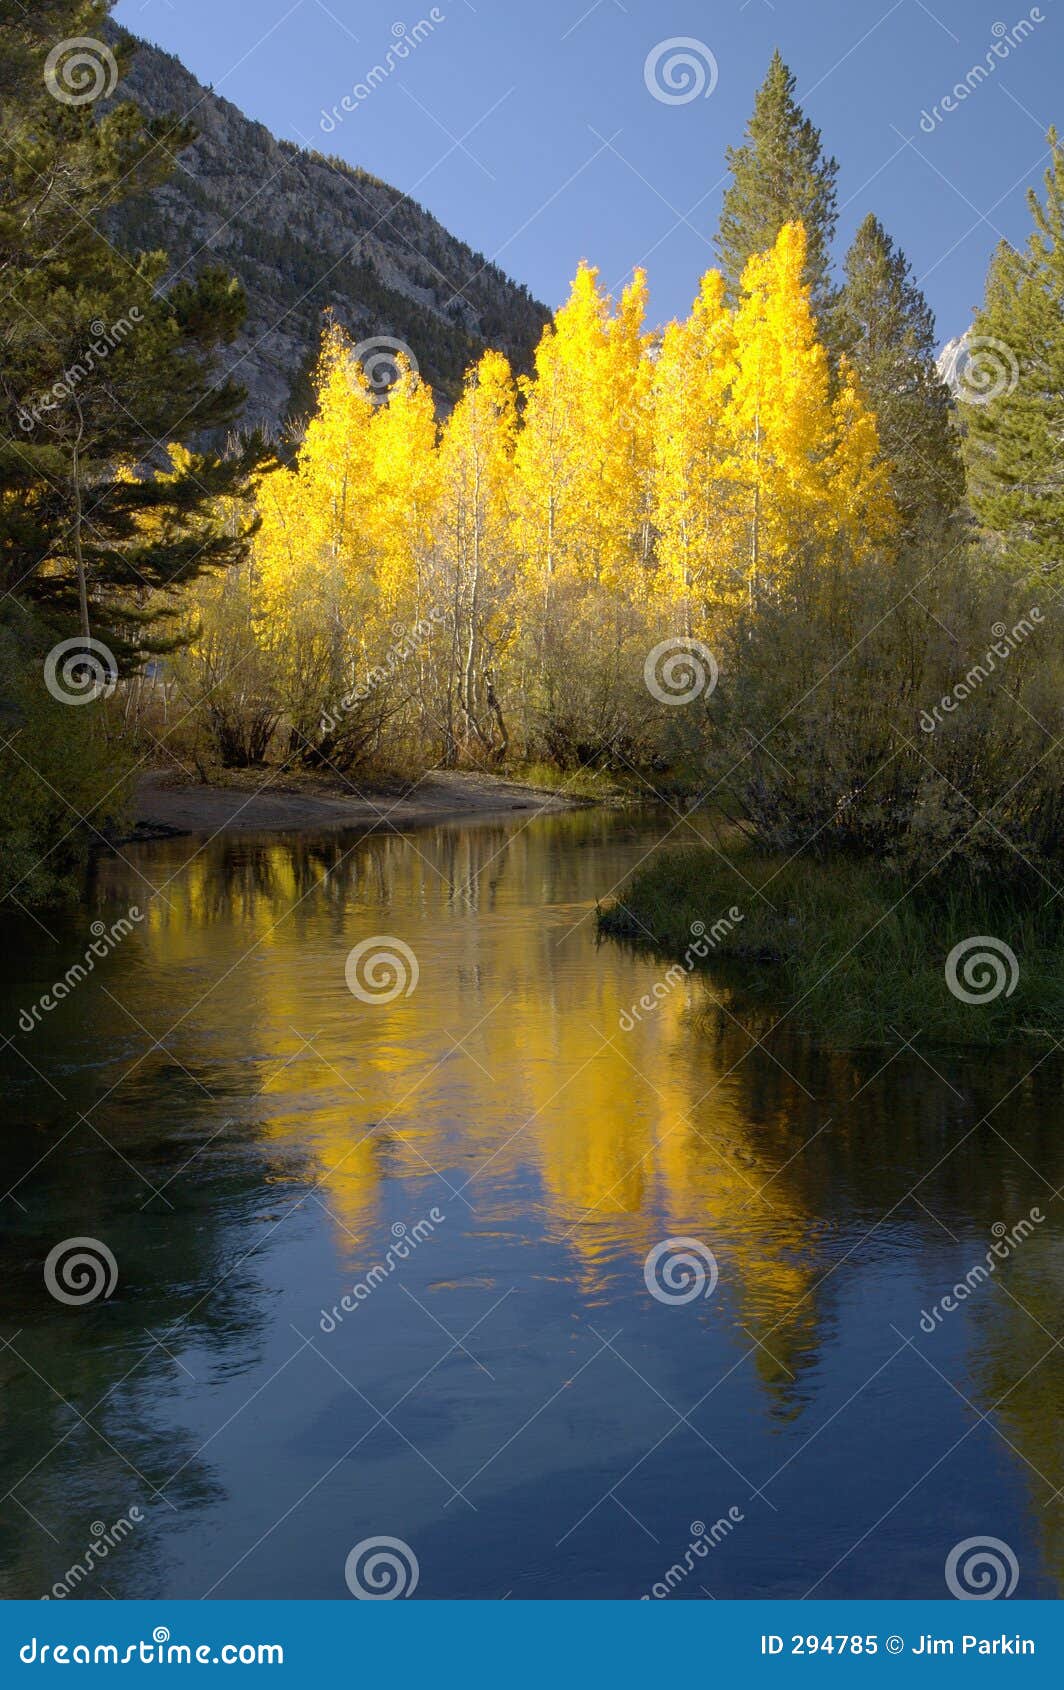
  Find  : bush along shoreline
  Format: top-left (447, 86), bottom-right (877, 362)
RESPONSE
top-left (597, 846), bottom-right (1064, 1050)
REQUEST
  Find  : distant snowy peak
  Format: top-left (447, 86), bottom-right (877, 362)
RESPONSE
top-left (936, 330), bottom-right (972, 392)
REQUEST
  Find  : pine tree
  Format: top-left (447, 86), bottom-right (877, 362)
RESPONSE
top-left (963, 129), bottom-right (1064, 579)
top-left (716, 50), bottom-right (839, 325)
top-left (835, 213), bottom-right (963, 535)
top-left (0, 0), bottom-right (262, 655)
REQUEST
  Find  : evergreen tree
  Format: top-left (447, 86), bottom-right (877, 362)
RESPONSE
top-left (0, 0), bottom-right (263, 656)
top-left (715, 50), bottom-right (839, 324)
top-left (835, 213), bottom-right (963, 535)
top-left (963, 129), bottom-right (1064, 579)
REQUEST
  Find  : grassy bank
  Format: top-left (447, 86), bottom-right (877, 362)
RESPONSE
top-left (504, 762), bottom-right (644, 803)
top-left (597, 845), bottom-right (1064, 1048)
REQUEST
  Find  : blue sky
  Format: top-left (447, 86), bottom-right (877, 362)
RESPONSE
top-left (115, 0), bottom-right (1061, 343)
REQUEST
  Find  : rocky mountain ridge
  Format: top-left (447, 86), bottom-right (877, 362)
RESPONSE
top-left (109, 35), bottom-right (551, 433)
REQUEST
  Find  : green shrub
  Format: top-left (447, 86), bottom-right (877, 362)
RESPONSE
top-left (600, 843), bottom-right (1064, 1048)
top-left (0, 624), bottom-right (132, 906)
top-left (674, 539), bottom-right (1064, 883)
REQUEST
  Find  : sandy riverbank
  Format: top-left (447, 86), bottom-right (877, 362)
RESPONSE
top-left (130, 767), bottom-right (592, 839)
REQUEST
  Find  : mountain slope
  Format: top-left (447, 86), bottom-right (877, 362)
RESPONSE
top-left (109, 36), bottom-right (551, 432)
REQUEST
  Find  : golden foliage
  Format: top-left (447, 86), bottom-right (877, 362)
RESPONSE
top-left (210, 225), bottom-right (899, 769)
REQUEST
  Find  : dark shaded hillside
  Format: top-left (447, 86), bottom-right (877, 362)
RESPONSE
top-left (109, 36), bottom-right (551, 432)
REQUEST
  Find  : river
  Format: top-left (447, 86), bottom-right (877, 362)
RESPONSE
top-left (0, 808), bottom-right (1060, 1599)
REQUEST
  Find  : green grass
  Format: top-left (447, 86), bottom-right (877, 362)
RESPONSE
top-left (503, 761), bottom-right (637, 802)
top-left (597, 845), bottom-right (1064, 1048)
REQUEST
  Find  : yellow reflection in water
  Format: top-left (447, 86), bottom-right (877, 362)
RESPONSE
top-left (131, 822), bottom-right (825, 1405)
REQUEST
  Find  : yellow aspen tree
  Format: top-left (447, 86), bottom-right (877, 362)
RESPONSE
top-left (435, 348), bottom-right (518, 760)
top-left (513, 264), bottom-right (652, 587)
top-left (600, 267), bottom-right (654, 594)
top-left (257, 320), bottom-right (377, 595)
top-left (726, 221), bottom-right (835, 602)
top-left (252, 320), bottom-right (386, 760)
top-left (512, 263), bottom-right (654, 754)
top-left (828, 355), bottom-right (898, 554)
top-left (367, 360), bottom-right (443, 750)
top-left (370, 359), bottom-right (441, 621)
top-left (725, 222), bottom-right (896, 602)
top-left (511, 263), bottom-right (603, 730)
top-left (651, 267), bottom-right (737, 631)
top-left (513, 262), bottom-right (602, 597)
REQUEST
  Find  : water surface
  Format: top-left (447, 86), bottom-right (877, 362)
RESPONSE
top-left (0, 809), bottom-right (1060, 1599)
